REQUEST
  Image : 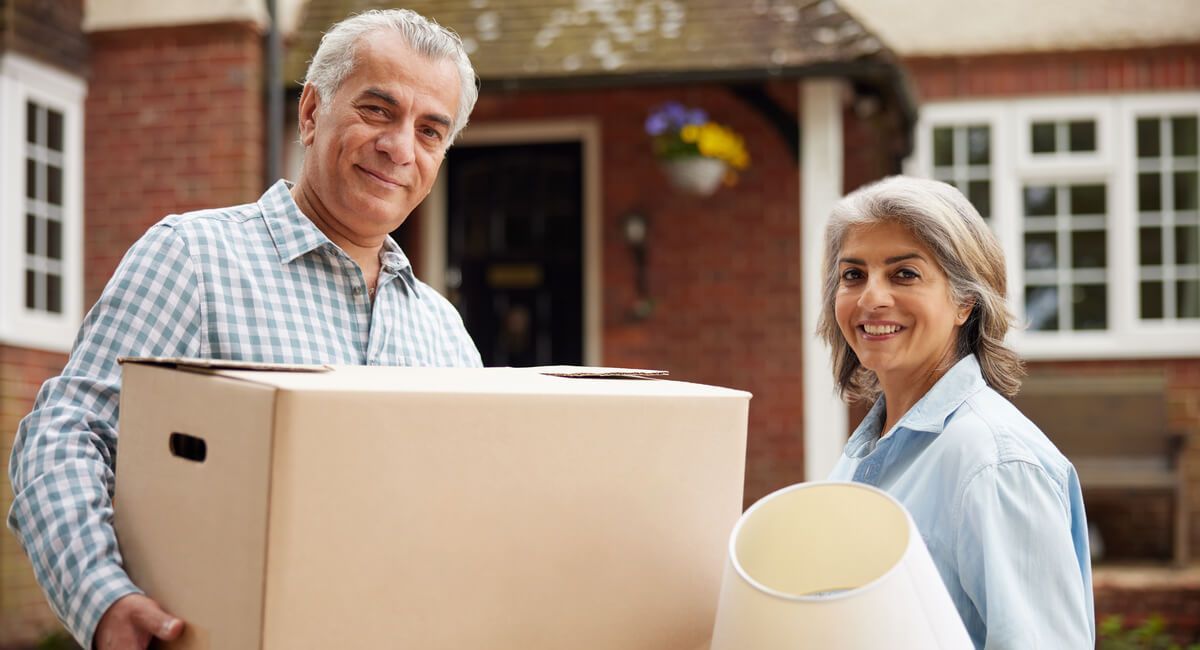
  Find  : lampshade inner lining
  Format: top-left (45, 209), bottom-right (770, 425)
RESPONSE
top-left (733, 485), bottom-right (910, 598)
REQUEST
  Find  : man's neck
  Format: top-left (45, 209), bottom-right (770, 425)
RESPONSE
top-left (290, 182), bottom-right (385, 284)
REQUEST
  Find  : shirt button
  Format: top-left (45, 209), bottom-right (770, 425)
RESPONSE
top-left (352, 286), bottom-right (362, 295)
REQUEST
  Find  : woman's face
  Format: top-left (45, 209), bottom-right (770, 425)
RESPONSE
top-left (834, 222), bottom-right (971, 386)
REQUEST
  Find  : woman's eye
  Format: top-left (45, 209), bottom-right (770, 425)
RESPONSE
top-left (895, 268), bottom-right (920, 280)
top-left (840, 268), bottom-right (863, 281)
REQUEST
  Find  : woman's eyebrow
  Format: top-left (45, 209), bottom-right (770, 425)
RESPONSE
top-left (838, 252), bottom-right (926, 265)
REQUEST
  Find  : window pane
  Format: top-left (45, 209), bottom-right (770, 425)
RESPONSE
top-left (47, 109), bottom-right (64, 153)
top-left (1172, 116), bottom-right (1198, 157)
top-left (1025, 233), bottom-right (1058, 270)
top-left (1070, 184), bottom-right (1106, 215)
top-left (1072, 231), bottom-right (1107, 268)
top-left (47, 220), bottom-right (62, 260)
top-left (1140, 227), bottom-right (1163, 265)
top-left (967, 126), bottom-right (989, 165)
top-left (1174, 171), bottom-right (1198, 211)
top-left (1024, 185), bottom-right (1057, 216)
top-left (47, 166), bottom-right (62, 206)
top-left (1026, 286), bottom-right (1059, 331)
top-left (933, 127), bottom-right (953, 167)
top-left (1068, 120), bottom-right (1096, 152)
top-left (1141, 281), bottom-right (1164, 319)
top-left (1139, 173), bottom-right (1162, 211)
top-left (26, 101), bottom-right (37, 145)
top-left (968, 180), bottom-right (991, 218)
top-left (25, 214), bottom-right (38, 256)
top-left (1179, 280), bottom-right (1200, 319)
top-left (46, 274), bottom-right (62, 314)
top-left (1177, 225), bottom-right (1200, 265)
top-left (26, 158), bottom-right (37, 199)
top-left (1073, 284), bottom-right (1107, 330)
top-left (25, 270), bottom-right (37, 310)
top-left (1032, 122), bottom-right (1056, 154)
top-left (1138, 118), bottom-right (1161, 158)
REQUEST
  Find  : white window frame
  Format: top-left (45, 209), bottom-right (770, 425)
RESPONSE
top-left (908, 92), bottom-right (1200, 360)
top-left (0, 52), bottom-right (86, 352)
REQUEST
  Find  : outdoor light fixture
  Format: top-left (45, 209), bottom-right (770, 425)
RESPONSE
top-left (622, 212), bottom-right (653, 320)
top-left (709, 481), bottom-right (972, 650)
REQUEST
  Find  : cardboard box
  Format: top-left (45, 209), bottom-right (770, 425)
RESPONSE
top-left (114, 360), bottom-right (750, 649)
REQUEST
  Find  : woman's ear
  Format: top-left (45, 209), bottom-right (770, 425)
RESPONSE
top-left (956, 299), bottom-right (976, 326)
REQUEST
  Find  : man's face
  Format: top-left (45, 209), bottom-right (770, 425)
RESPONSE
top-left (298, 30), bottom-right (461, 241)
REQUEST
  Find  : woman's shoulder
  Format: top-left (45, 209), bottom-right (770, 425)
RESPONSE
top-left (937, 386), bottom-right (1075, 484)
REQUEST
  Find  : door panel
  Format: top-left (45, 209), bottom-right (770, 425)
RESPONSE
top-left (446, 142), bottom-right (584, 366)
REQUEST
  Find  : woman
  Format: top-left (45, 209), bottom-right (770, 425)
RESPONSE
top-left (819, 177), bottom-right (1094, 649)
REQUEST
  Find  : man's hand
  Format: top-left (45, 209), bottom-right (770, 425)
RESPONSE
top-left (93, 594), bottom-right (184, 649)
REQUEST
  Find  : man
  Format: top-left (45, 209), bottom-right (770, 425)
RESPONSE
top-left (8, 10), bottom-right (480, 649)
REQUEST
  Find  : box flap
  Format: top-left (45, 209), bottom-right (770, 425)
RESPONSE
top-left (119, 357), bottom-right (332, 373)
top-left (530, 366), bottom-right (669, 379)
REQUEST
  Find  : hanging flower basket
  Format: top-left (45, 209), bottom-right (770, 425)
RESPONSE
top-left (661, 157), bottom-right (728, 196)
top-left (645, 102), bottom-right (750, 197)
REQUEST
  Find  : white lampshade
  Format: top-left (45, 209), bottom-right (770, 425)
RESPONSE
top-left (709, 481), bottom-right (972, 650)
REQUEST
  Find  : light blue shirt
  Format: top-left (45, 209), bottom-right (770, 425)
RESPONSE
top-left (8, 180), bottom-right (481, 648)
top-left (828, 355), bottom-right (1094, 649)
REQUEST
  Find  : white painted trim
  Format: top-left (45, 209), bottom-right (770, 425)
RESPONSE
top-left (913, 92), bottom-right (1200, 360)
top-left (801, 79), bottom-right (848, 482)
top-left (0, 53), bottom-right (86, 353)
top-left (424, 120), bottom-right (603, 366)
top-left (84, 0), bottom-right (268, 32)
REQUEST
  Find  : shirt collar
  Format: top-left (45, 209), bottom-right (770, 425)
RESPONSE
top-left (843, 354), bottom-right (988, 459)
top-left (259, 179), bottom-right (333, 264)
top-left (258, 180), bottom-right (419, 297)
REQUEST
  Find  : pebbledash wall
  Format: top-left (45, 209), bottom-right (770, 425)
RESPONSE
top-left (0, 16), bottom-right (264, 646)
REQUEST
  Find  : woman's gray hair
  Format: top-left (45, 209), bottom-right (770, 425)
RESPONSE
top-left (816, 176), bottom-right (1025, 401)
top-left (304, 9), bottom-right (479, 144)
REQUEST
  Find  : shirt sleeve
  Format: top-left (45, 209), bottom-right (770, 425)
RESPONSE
top-left (7, 223), bottom-right (204, 649)
top-left (954, 460), bottom-right (1094, 650)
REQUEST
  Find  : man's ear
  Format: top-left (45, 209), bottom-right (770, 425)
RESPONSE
top-left (297, 83), bottom-right (321, 147)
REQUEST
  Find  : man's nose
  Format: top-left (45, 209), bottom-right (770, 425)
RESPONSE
top-left (376, 125), bottom-right (415, 165)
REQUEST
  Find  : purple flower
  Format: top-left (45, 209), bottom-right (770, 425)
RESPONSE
top-left (646, 102), bottom-right (709, 135)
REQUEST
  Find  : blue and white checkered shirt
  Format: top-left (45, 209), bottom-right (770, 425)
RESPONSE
top-left (8, 180), bottom-right (481, 648)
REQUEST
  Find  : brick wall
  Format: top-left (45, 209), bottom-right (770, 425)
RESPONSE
top-left (468, 81), bottom-right (897, 505)
top-left (0, 0), bottom-right (87, 74)
top-left (905, 44), bottom-right (1200, 101)
top-left (85, 22), bottom-right (265, 307)
top-left (0, 347), bottom-right (69, 646)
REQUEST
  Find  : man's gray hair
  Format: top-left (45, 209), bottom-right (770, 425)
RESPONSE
top-left (304, 9), bottom-right (479, 144)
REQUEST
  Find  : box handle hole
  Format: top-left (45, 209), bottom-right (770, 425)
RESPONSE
top-left (169, 432), bottom-right (207, 463)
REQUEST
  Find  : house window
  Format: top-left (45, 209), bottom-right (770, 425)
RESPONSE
top-left (25, 101), bottom-right (66, 314)
top-left (1137, 115), bottom-right (1200, 320)
top-left (0, 53), bottom-right (86, 352)
top-left (911, 94), bottom-right (1200, 359)
top-left (931, 124), bottom-right (992, 218)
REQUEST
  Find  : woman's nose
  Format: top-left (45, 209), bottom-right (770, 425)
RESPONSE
top-left (858, 276), bottom-right (893, 310)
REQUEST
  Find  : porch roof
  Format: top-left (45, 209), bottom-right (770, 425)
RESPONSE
top-left (285, 0), bottom-right (905, 94)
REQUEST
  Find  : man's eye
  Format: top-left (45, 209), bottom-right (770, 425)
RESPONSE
top-left (363, 105), bottom-right (387, 116)
top-left (420, 126), bottom-right (445, 140)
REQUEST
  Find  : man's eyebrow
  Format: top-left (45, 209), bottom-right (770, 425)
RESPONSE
top-left (361, 87), bottom-right (399, 106)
